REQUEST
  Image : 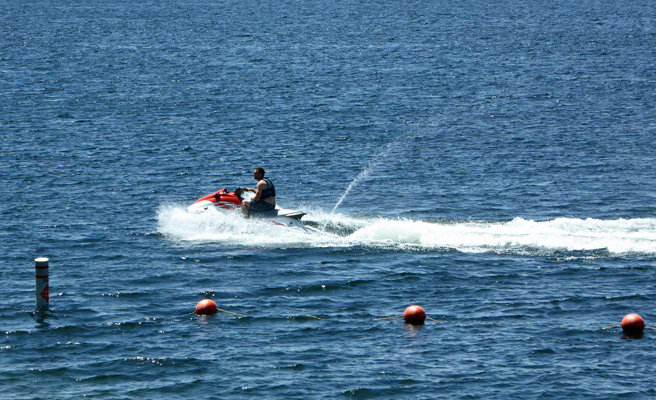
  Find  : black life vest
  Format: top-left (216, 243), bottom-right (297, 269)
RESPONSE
top-left (261, 178), bottom-right (276, 200)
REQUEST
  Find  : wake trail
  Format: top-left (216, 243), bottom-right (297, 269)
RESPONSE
top-left (157, 205), bottom-right (656, 256)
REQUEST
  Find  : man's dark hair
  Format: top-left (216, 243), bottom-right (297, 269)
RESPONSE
top-left (255, 167), bottom-right (265, 176)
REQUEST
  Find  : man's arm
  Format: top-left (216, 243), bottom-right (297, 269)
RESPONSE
top-left (252, 180), bottom-right (267, 201)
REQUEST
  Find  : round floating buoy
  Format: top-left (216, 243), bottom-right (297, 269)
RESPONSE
top-left (196, 299), bottom-right (218, 315)
top-left (621, 313), bottom-right (645, 334)
top-left (404, 305), bottom-right (426, 325)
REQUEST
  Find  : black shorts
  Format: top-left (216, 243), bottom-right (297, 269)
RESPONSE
top-left (249, 200), bottom-right (275, 215)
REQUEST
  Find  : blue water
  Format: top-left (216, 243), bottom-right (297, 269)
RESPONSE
top-left (2, 0), bottom-right (656, 398)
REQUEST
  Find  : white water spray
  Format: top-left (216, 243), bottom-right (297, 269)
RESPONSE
top-left (329, 135), bottom-right (412, 216)
top-left (329, 161), bottom-right (375, 215)
top-left (320, 136), bottom-right (412, 231)
top-left (157, 205), bottom-right (656, 255)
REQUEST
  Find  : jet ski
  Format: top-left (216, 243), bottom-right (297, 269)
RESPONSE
top-left (188, 188), bottom-right (309, 230)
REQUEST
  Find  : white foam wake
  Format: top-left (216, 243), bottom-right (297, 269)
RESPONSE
top-left (156, 205), bottom-right (656, 255)
top-left (347, 217), bottom-right (656, 254)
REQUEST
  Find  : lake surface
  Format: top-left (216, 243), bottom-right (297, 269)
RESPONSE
top-left (2, 0), bottom-right (655, 398)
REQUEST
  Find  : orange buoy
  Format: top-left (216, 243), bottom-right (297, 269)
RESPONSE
top-left (621, 313), bottom-right (645, 334)
top-left (403, 305), bottom-right (426, 325)
top-left (196, 299), bottom-right (218, 315)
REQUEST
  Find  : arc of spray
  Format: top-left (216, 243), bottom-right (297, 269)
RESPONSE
top-left (322, 133), bottom-right (413, 230)
top-left (329, 159), bottom-right (377, 215)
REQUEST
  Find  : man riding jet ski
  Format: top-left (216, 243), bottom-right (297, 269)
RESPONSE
top-left (240, 167), bottom-right (276, 217)
top-left (188, 168), bottom-right (308, 230)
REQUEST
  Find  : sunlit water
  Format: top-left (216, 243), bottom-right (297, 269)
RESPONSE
top-left (2, 0), bottom-right (656, 398)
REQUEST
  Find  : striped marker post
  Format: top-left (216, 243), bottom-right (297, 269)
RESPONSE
top-left (35, 257), bottom-right (49, 311)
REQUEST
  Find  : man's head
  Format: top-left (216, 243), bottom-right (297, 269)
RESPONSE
top-left (253, 167), bottom-right (265, 180)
